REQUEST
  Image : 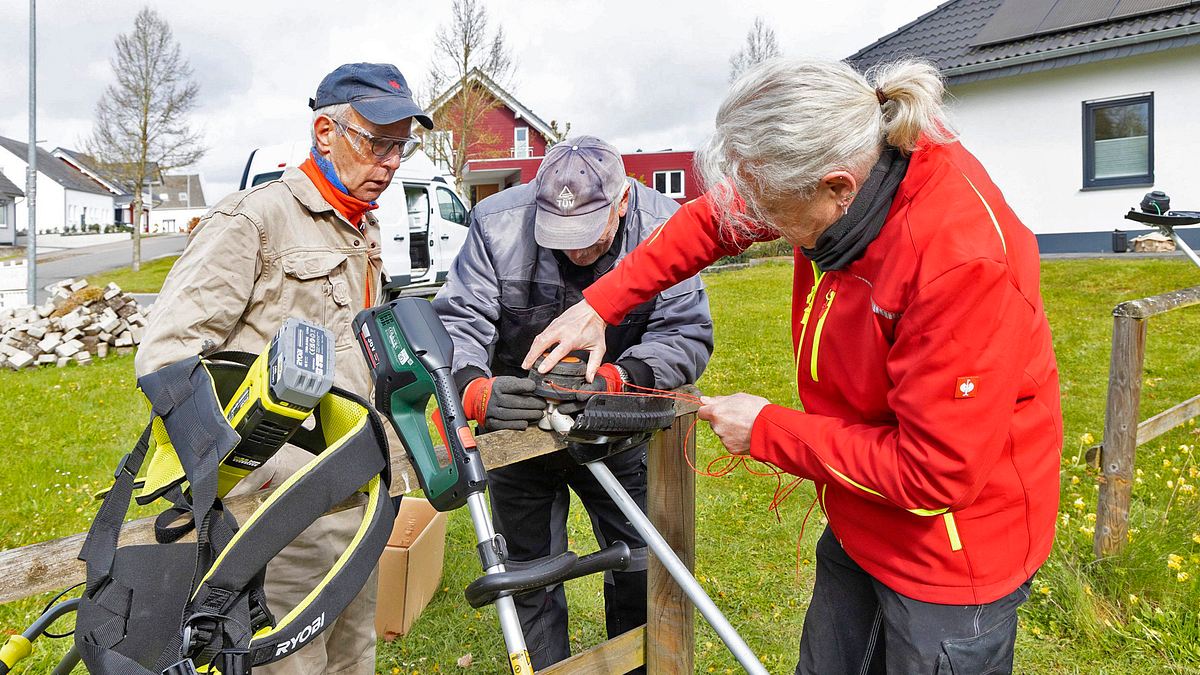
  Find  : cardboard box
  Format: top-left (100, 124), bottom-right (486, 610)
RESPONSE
top-left (375, 496), bottom-right (448, 640)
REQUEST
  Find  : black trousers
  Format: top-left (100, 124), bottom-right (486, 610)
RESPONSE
top-left (798, 527), bottom-right (1032, 675)
top-left (487, 445), bottom-right (649, 673)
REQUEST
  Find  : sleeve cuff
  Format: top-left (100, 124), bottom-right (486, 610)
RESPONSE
top-left (453, 365), bottom-right (489, 394)
top-left (614, 357), bottom-right (654, 389)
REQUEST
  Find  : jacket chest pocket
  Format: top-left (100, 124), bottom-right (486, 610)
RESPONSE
top-left (495, 300), bottom-right (563, 372)
top-left (281, 252), bottom-right (353, 345)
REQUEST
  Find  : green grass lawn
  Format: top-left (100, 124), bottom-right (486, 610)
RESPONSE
top-left (86, 255), bottom-right (180, 293)
top-left (1, 258), bottom-right (1199, 673)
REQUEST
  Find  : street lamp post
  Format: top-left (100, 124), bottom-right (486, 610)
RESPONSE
top-left (25, 0), bottom-right (37, 306)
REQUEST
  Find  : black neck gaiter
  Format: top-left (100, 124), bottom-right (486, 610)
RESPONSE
top-left (801, 146), bottom-right (909, 271)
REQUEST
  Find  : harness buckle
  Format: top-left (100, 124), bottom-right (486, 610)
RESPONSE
top-left (113, 453), bottom-right (135, 480)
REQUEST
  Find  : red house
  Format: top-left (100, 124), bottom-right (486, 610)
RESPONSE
top-left (426, 69), bottom-right (700, 206)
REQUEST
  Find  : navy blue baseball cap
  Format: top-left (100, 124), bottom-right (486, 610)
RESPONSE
top-left (309, 63), bottom-right (434, 129)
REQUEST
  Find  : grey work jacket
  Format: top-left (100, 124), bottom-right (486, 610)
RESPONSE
top-left (433, 179), bottom-right (713, 391)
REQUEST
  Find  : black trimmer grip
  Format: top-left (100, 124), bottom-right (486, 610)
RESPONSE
top-left (464, 552), bottom-right (579, 608)
top-left (462, 542), bottom-right (633, 609)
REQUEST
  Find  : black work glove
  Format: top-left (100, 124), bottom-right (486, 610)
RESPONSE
top-left (462, 375), bottom-right (546, 431)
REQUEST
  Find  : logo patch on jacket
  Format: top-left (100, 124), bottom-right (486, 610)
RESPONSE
top-left (955, 376), bottom-right (979, 399)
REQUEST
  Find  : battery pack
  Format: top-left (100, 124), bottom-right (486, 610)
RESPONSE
top-left (217, 318), bottom-right (335, 496)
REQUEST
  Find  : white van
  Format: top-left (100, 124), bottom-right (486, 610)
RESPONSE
top-left (239, 144), bottom-right (470, 294)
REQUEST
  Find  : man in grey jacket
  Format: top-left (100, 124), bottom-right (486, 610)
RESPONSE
top-left (433, 136), bottom-right (713, 672)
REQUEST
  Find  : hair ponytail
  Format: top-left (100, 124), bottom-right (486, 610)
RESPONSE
top-left (866, 59), bottom-right (955, 151)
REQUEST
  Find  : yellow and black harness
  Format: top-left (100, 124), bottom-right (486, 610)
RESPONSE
top-left (74, 352), bottom-right (395, 675)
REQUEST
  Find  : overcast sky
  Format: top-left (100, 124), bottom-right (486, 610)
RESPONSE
top-left (0, 0), bottom-right (943, 199)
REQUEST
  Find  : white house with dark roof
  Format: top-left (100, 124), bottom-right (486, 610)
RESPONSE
top-left (52, 147), bottom-right (161, 229)
top-left (0, 171), bottom-right (23, 246)
top-left (0, 136), bottom-right (115, 235)
top-left (149, 174), bottom-right (208, 233)
top-left (849, 0), bottom-right (1200, 252)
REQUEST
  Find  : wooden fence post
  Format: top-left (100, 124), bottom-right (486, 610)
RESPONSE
top-left (1095, 315), bottom-right (1147, 558)
top-left (645, 411), bottom-right (696, 674)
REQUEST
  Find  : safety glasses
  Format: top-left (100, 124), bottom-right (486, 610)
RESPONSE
top-left (334, 117), bottom-right (421, 161)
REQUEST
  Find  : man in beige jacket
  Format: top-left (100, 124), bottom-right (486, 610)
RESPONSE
top-left (135, 62), bottom-right (432, 675)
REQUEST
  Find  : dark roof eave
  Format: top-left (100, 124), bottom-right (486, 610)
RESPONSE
top-left (944, 21), bottom-right (1200, 83)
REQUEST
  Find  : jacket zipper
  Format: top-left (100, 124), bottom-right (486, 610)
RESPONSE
top-left (809, 288), bottom-right (837, 382)
top-left (795, 262), bottom-right (825, 378)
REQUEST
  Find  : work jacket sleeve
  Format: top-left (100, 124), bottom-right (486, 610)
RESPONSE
top-left (432, 212), bottom-right (501, 390)
top-left (584, 193), bottom-right (771, 326)
top-left (615, 276), bottom-right (714, 390)
top-left (134, 212), bottom-right (262, 377)
top-left (749, 257), bottom-right (1034, 515)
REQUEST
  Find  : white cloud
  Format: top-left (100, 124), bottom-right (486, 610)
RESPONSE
top-left (0, 0), bottom-right (941, 200)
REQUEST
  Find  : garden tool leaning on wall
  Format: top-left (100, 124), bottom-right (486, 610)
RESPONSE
top-left (355, 298), bottom-right (636, 675)
top-left (0, 318), bottom-right (396, 675)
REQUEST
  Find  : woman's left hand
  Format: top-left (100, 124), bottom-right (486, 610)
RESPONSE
top-left (698, 393), bottom-right (771, 455)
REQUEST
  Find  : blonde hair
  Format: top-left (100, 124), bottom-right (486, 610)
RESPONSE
top-left (697, 57), bottom-right (955, 239)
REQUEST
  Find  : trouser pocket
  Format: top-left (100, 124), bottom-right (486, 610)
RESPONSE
top-left (935, 612), bottom-right (1017, 675)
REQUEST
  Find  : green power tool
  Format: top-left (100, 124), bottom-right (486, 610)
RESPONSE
top-left (354, 298), bottom-right (486, 511)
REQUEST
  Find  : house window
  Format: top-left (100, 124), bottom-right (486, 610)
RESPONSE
top-left (1083, 93), bottom-right (1153, 189)
top-left (436, 186), bottom-right (468, 226)
top-left (514, 127), bottom-right (530, 158)
top-left (653, 170), bottom-right (685, 198)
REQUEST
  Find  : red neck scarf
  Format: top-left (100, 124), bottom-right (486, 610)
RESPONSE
top-left (299, 157), bottom-right (377, 228)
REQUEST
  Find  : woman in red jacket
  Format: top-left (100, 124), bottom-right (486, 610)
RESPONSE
top-left (524, 57), bottom-right (1062, 674)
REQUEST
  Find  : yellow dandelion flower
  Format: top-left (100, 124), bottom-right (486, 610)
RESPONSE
top-left (1080, 432), bottom-right (1095, 445)
top-left (1168, 553), bottom-right (1183, 570)
top-left (1163, 458), bottom-right (1173, 468)
top-left (1129, 594), bottom-right (1139, 604)
top-left (1038, 585), bottom-right (1052, 596)
top-left (1178, 571), bottom-right (1191, 583)
top-left (1182, 484), bottom-right (1196, 494)
top-left (1167, 481), bottom-right (1175, 489)
top-left (1192, 533), bottom-right (1200, 545)
top-left (1083, 584), bottom-right (1093, 596)
top-left (1071, 476), bottom-right (1080, 485)
top-left (1072, 497), bottom-right (1085, 511)
top-left (1085, 513), bottom-right (1097, 522)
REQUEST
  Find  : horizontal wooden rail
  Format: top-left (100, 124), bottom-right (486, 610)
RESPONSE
top-left (1113, 284), bottom-right (1200, 319)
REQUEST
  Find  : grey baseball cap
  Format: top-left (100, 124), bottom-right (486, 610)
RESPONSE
top-left (533, 136), bottom-right (627, 250)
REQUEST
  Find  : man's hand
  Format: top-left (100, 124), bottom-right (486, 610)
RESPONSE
top-left (522, 300), bottom-right (609, 381)
top-left (462, 376), bottom-right (546, 431)
top-left (698, 393), bottom-right (771, 455)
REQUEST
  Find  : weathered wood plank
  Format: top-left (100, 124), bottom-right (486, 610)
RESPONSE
top-left (1134, 393), bottom-right (1200, 447)
top-left (538, 626), bottom-right (644, 675)
top-left (1113, 284), bottom-right (1200, 319)
top-left (645, 411), bottom-right (696, 675)
top-left (1095, 316), bottom-right (1147, 558)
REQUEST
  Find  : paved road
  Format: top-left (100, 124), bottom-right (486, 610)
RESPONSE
top-left (34, 235), bottom-right (186, 303)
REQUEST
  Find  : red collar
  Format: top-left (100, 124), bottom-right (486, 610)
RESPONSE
top-left (299, 157), bottom-right (377, 228)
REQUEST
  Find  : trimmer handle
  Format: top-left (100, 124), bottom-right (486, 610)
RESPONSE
top-left (355, 298), bottom-right (487, 511)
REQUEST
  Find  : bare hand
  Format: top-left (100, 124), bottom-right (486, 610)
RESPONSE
top-left (698, 393), bottom-right (771, 455)
top-left (522, 299), bottom-right (609, 381)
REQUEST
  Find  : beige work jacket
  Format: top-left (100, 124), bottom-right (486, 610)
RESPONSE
top-left (134, 167), bottom-right (384, 397)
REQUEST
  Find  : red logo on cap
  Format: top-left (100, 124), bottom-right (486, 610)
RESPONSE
top-left (388, 80), bottom-right (402, 90)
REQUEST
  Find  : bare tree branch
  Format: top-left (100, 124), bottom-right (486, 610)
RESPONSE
top-left (424, 0), bottom-right (516, 193)
top-left (729, 17), bottom-right (781, 83)
top-left (85, 6), bottom-right (206, 271)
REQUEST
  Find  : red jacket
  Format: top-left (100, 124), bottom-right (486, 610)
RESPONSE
top-left (584, 140), bottom-right (1062, 604)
